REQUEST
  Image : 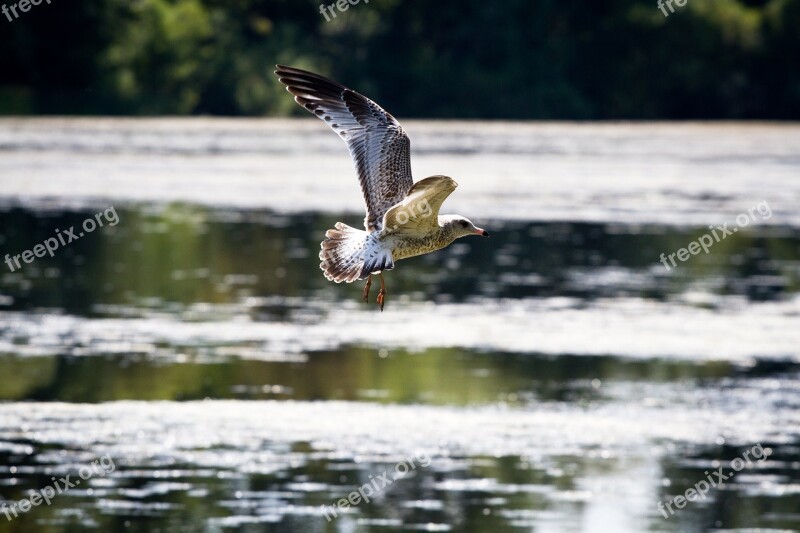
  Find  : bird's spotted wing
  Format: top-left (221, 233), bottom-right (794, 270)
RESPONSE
top-left (275, 65), bottom-right (413, 232)
top-left (381, 175), bottom-right (457, 236)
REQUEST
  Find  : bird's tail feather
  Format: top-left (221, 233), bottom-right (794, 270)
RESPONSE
top-left (320, 223), bottom-right (394, 283)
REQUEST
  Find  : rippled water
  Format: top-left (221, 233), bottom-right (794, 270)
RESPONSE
top-left (0, 119), bottom-right (798, 532)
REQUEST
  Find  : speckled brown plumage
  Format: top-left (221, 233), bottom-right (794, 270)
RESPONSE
top-left (275, 65), bottom-right (412, 233)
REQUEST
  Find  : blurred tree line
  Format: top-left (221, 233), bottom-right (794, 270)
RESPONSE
top-left (0, 0), bottom-right (798, 119)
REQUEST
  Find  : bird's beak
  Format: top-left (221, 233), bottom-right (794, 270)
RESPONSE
top-left (473, 227), bottom-right (489, 237)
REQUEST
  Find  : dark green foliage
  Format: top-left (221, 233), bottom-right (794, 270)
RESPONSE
top-left (0, 0), bottom-right (797, 118)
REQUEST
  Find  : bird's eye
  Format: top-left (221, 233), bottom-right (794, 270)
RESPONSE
top-left (460, 221), bottom-right (469, 228)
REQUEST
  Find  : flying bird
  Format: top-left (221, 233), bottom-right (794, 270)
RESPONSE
top-left (275, 65), bottom-right (488, 311)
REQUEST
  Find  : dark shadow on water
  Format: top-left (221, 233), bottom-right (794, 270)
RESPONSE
top-left (0, 349), bottom-right (759, 404)
top-left (0, 203), bottom-right (798, 315)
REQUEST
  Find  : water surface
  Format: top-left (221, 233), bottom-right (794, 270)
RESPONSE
top-left (0, 120), bottom-right (798, 532)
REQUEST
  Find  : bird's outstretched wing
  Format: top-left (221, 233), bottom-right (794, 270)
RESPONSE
top-left (275, 65), bottom-right (413, 232)
top-left (381, 175), bottom-right (457, 236)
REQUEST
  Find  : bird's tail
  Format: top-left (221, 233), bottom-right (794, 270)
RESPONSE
top-left (319, 223), bottom-right (393, 283)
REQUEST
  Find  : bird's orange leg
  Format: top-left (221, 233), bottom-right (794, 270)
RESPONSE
top-left (362, 275), bottom-right (372, 303)
top-left (377, 273), bottom-right (387, 312)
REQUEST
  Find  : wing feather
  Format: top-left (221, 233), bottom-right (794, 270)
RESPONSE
top-left (275, 65), bottom-right (413, 232)
top-left (381, 176), bottom-right (458, 236)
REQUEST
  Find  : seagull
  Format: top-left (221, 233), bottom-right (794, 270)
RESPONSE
top-left (275, 65), bottom-right (489, 311)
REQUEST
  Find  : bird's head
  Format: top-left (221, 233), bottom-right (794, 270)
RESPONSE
top-left (441, 215), bottom-right (489, 238)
